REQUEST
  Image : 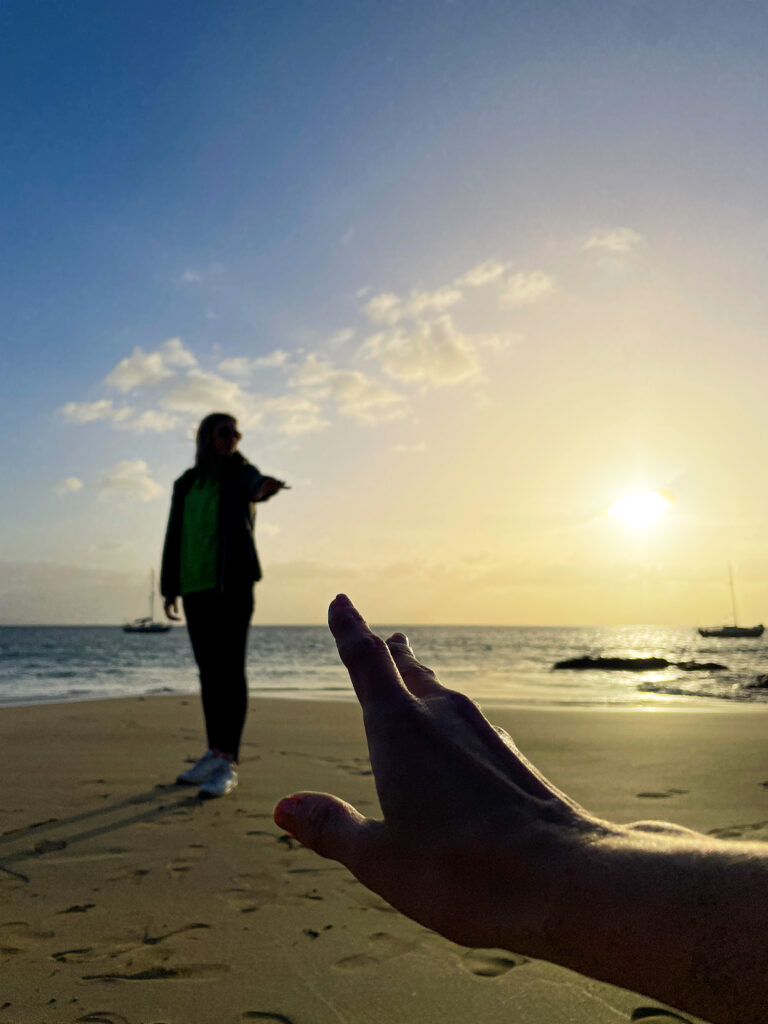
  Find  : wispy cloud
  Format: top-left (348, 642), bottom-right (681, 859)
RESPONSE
top-left (60, 400), bottom-right (176, 434)
top-left (217, 349), bottom-right (290, 379)
top-left (162, 368), bottom-right (331, 437)
top-left (330, 328), bottom-right (354, 348)
top-left (60, 399), bottom-right (134, 424)
top-left (363, 287), bottom-right (463, 326)
top-left (255, 349), bottom-right (290, 368)
top-left (181, 268), bottom-right (202, 283)
top-left (99, 460), bottom-right (163, 503)
top-left (360, 314), bottom-right (481, 387)
top-left (289, 355), bottom-right (405, 423)
top-left (456, 260), bottom-right (509, 287)
top-left (260, 394), bottom-right (329, 436)
top-left (363, 292), bottom-right (403, 326)
top-left (55, 476), bottom-right (83, 495)
top-left (216, 357), bottom-right (254, 379)
top-left (162, 369), bottom-right (256, 422)
top-left (62, 250), bottom-right (554, 457)
top-left (502, 271), bottom-right (556, 308)
top-left (117, 410), bottom-right (179, 434)
top-left (583, 227), bottom-right (644, 253)
top-left (105, 338), bottom-right (197, 393)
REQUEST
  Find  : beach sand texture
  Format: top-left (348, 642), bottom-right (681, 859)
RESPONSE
top-left (2, 695), bottom-right (767, 1024)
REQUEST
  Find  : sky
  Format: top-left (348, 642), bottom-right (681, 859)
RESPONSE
top-left (2, 0), bottom-right (768, 625)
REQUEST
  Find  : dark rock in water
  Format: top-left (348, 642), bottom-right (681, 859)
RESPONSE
top-left (675, 660), bottom-right (727, 672)
top-left (553, 656), bottom-right (671, 671)
top-left (745, 674), bottom-right (768, 690)
top-left (553, 656), bottom-right (728, 672)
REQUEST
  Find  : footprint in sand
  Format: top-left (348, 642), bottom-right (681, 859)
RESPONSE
top-left (636, 789), bottom-right (689, 799)
top-left (223, 888), bottom-right (264, 913)
top-left (223, 871), bottom-right (280, 912)
top-left (459, 949), bottom-right (528, 977)
top-left (0, 921), bottom-right (55, 964)
top-left (630, 1009), bottom-right (693, 1023)
top-left (367, 931), bottom-right (417, 958)
top-left (76, 1013), bottom-right (130, 1024)
top-left (141, 923), bottom-right (210, 946)
top-left (332, 931), bottom-right (417, 971)
top-left (166, 846), bottom-right (206, 879)
top-left (240, 1013), bottom-right (294, 1023)
top-left (107, 867), bottom-right (150, 885)
top-left (345, 886), bottom-right (398, 914)
top-left (338, 758), bottom-right (373, 777)
top-left (332, 953), bottom-right (380, 972)
top-left (52, 947), bottom-right (96, 964)
top-left (708, 820), bottom-right (768, 839)
top-left (83, 963), bottom-right (230, 981)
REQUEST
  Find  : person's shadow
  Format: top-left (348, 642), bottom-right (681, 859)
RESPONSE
top-left (0, 784), bottom-right (201, 883)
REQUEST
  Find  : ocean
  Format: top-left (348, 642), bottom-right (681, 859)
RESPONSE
top-left (1, 623), bottom-right (768, 710)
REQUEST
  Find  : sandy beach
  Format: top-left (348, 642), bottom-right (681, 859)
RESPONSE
top-left (2, 695), bottom-right (767, 1024)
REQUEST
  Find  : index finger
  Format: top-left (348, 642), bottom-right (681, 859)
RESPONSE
top-left (328, 594), bottom-right (411, 709)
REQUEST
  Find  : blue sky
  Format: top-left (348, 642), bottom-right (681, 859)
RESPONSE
top-left (3, 1), bottom-right (768, 623)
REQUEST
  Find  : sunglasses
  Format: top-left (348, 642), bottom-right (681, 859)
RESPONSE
top-left (215, 426), bottom-right (242, 439)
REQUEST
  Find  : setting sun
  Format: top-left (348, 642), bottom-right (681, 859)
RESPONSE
top-left (607, 491), bottom-right (673, 529)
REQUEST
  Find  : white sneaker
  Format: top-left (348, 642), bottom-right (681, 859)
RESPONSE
top-left (176, 750), bottom-right (221, 785)
top-left (198, 760), bottom-right (238, 799)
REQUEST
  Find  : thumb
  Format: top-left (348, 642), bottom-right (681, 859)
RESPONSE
top-left (273, 792), bottom-right (375, 870)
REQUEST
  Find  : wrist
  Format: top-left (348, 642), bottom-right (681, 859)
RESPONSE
top-left (490, 816), bottom-right (615, 962)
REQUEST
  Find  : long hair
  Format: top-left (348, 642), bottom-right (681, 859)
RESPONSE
top-left (195, 412), bottom-right (239, 478)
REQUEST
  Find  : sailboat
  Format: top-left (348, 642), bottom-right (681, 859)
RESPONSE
top-left (122, 570), bottom-right (171, 633)
top-left (698, 565), bottom-right (764, 638)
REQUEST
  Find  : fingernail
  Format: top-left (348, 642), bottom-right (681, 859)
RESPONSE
top-left (274, 796), bottom-right (301, 821)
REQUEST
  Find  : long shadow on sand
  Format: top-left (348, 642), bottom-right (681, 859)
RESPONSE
top-left (0, 784), bottom-right (200, 882)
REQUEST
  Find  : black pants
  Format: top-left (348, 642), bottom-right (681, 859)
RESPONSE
top-left (183, 587), bottom-right (254, 762)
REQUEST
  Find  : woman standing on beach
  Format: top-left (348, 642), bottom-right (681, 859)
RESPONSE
top-left (161, 412), bottom-right (287, 798)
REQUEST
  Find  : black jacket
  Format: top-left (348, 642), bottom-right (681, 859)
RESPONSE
top-left (160, 453), bottom-right (266, 598)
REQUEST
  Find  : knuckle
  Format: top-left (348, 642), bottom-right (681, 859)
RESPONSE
top-left (400, 661), bottom-right (437, 684)
top-left (343, 631), bottom-right (389, 665)
top-left (444, 688), bottom-right (476, 711)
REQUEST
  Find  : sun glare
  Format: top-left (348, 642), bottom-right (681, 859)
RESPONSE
top-left (607, 491), bottom-right (672, 529)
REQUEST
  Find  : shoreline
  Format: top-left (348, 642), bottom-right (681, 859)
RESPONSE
top-left (2, 687), bottom-right (768, 713)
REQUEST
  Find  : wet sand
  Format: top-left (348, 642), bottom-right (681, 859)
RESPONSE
top-left (2, 694), bottom-right (767, 1024)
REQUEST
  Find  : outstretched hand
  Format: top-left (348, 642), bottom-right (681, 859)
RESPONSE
top-left (274, 594), bottom-right (601, 955)
top-left (254, 476), bottom-right (289, 502)
top-left (275, 595), bottom-right (768, 1024)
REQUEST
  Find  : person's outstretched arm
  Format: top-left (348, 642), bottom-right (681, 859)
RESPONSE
top-left (274, 595), bottom-right (768, 1024)
top-left (253, 476), bottom-right (288, 502)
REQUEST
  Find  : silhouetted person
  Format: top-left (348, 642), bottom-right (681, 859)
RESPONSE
top-left (161, 412), bottom-right (287, 797)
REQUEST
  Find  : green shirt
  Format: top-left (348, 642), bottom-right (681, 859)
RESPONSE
top-left (179, 476), bottom-right (220, 595)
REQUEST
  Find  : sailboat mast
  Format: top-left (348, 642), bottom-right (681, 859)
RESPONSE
top-left (149, 569), bottom-right (155, 621)
top-left (728, 562), bottom-right (738, 626)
